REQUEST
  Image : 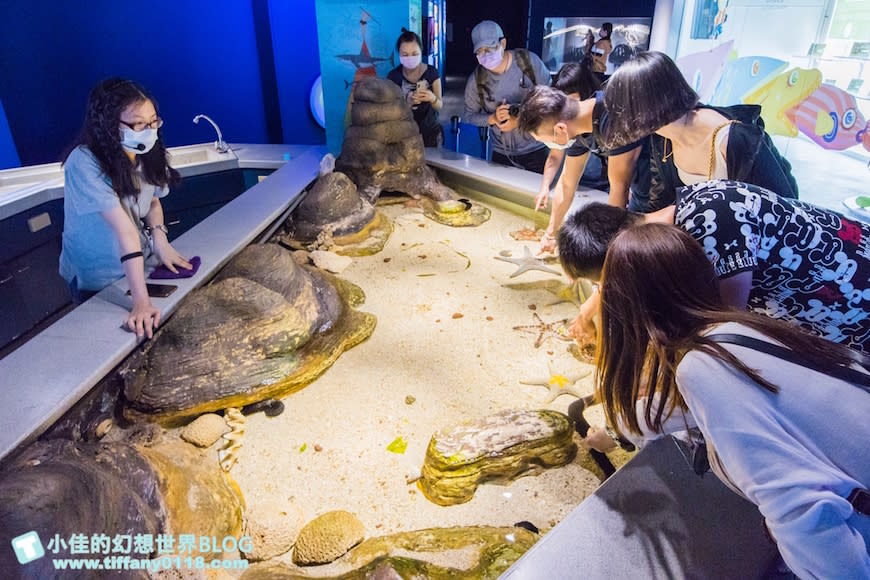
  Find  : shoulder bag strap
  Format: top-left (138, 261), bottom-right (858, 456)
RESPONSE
top-left (708, 333), bottom-right (870, 391)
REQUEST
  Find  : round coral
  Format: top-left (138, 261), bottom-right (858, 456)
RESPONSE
top-left (180, 413), bottom-right (229, 447)
top-left (243, 501), bottom-right (304, 561)
top-left (292, 510), bottom-right (365, 565)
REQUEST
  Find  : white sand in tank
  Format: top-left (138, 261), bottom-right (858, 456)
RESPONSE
top-left (229, 199), bottom-right (606, 569)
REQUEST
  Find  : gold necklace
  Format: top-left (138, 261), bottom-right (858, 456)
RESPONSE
top-left (661, 138), bottom-right (673, 162)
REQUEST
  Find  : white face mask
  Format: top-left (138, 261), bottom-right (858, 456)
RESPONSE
top-left (540, 126), bottom-right (576, 150)
top-left (400, 54), bottom-right (422, 69)
top-left (120, 126), bottom-right (158, 154)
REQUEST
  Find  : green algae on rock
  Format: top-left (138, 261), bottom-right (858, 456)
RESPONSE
top-left (419, 409), bottom-right (577, 506)
top-left (121, 244), bottom-right (376, 425)
top-left (240, 526), bottom-right (537, 579)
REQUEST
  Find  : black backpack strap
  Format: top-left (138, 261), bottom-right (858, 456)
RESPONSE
top-left (475, 65), bottom-right (491, 113)
top-left (513, 48), bottom-right (536, 86)
top-left (708, 333), bottom-right (870, 391)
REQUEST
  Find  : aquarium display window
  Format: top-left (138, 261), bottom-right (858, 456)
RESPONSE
top-left (541, 17), bottom-right (652, 74)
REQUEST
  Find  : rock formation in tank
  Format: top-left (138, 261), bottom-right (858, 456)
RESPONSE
top-left (0, 437), bottom-right (243, 578)
top-left (277, 170), bottom-right (393, 256)
top-left (335, 78), bottom-right (456, 204)
top-left (419, 409), bottom-right (577, 506)
top-left (239, 526), bottom-right (537, 579)
top-left (121, 243), bottom-right (376, 425)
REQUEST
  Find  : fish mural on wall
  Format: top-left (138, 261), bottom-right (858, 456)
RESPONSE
top-left (787, 84), bottom-right (870, 151)
top-left (684, 47), bottom-right (869, 153)
top-left (315, 0), bottom-right (409, 153)
top-left (708, 55), bottom-right (787, 107)
top-left (743, 67), bottom-right (822, 137)
top-left (676, 40), bottom-right (734, 103)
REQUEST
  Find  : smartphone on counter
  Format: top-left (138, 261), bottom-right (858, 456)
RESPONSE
top-left (126, 283), bottom-right (178, 298)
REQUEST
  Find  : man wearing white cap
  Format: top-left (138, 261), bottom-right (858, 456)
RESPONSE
top-left (464, 20), bottom-right (551, 174)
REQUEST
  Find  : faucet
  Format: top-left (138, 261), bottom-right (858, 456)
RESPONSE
top-left (193, 114), bottom-right (230, 153)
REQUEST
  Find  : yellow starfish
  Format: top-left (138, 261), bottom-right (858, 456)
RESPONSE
top-left (520, 360), bottom-right (592, 403)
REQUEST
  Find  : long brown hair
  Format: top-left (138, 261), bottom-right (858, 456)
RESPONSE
top-left (596, 223), bottom-right (857, 436)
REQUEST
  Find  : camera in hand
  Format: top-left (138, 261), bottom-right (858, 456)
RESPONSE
top-left (508, 104), bottom-right (520, 117)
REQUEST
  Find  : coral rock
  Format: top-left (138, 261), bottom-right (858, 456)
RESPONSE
top-left (419, 409), bottom-right (577, 506)
top-left (240, 526), bottom-right (537, 579)
top-left (292, 510), bottom-right (365, 565)
top-left (120, 244), bottom-right (376, 425)
top-left (180, 413), bottom-right (229, 448)
top-left (310, 250), bottom-right (353, 274)
top-left (244, 500), bottom-right (304, 561)
top-left (335, 78), bottom-right (456, 204)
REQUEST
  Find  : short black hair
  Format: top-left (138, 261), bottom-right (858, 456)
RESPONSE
top-left (602, 23), bottom-right (613, 36)
top-left (552, 61), bottom-right (600, 100)
top-left (517, 85), bottom-right (579, 135)
top-left (558, 203), bottom-right (642, 280)
top-left (396, 28), bottom-right (422, 52)
top-left (603, 51), bottom-right (699, 149)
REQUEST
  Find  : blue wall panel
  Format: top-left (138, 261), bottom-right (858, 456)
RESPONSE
top-left (0, 0), bottom-right (270, 166)
top-left (0, 98), bottom-right (20, 170)
top-left (269, 0), bottom-right (326, 145)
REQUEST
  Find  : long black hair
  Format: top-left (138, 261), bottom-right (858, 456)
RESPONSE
top-left (552, 61), bottom-right (600, 100)
top-left (68, 78), bottom-right (179, 199)
top-left (603, 51), bottom-right (699, 149)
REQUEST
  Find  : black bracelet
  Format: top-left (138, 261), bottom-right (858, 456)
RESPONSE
top-left (120, 251), bottom-right (144, 263)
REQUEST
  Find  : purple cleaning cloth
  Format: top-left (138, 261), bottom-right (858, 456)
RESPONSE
top-left (149, 256), bottom-right (201, 280)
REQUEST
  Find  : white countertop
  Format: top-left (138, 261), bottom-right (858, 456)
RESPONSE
top-left (0, 142), bottom-right (304, 221)
top-left (0, 144), bottom-right (327, 462)
top-left (424, 147), bottom-right (610, 213)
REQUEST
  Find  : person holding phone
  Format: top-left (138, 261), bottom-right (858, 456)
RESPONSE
top-left (387, 28), bottom-right (443, 147)
top-left (59, 78), bottom-right (191, 338)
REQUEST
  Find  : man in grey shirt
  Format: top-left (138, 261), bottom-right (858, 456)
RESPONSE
top-left (464, 20), bottom-right (550, 173)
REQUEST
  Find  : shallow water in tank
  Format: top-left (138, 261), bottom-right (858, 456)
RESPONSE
top-left (220, 193), bottom-right (610, 567)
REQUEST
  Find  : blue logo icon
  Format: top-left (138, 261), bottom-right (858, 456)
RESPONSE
top-left (11, 531), bottom-right (45, 564)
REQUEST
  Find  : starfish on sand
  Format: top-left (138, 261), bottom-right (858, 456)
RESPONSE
top-left (513, 312), bottom-right (574, 348)
top-left (494, 246), bottom-right (562, 278)
top-left (520, 360), bottom-right (593, 403)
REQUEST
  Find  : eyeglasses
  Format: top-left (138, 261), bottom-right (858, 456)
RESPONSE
top-left (475, 44), bottom-right (501, 57)
top-left (120, 117), bottom-right (163, 132)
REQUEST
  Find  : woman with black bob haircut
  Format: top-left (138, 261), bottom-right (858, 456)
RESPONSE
top-left (603, 51), bottom-right (798, 199)
top-left (59, 78), bottom-right (191, 339)
top-left (595, 222), bottom-right (869, 578)
top-left (386, 28), bottom-right (443, 147)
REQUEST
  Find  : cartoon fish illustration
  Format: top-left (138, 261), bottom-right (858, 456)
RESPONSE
top-left (744, 67), bottom-right (822, 137)
top-left (676, 40), bottom-right (734, 103)
top-left (786, 84), bottom-right (869, 150)
top-left (709, 56), bottom-right (787, 107)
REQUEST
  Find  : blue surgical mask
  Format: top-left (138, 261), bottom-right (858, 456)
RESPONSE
top-left (121, 126), bottom-right (159, 154)
top-left (477, 47), bottom-right (504, 71)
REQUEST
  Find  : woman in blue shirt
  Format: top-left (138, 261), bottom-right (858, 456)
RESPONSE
top-left (59, 79), bottom-right (191, 338)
